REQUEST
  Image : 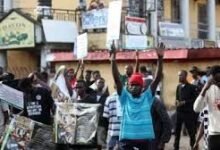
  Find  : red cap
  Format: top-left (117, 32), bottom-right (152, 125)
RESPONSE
top-left (128, 73), bottom-right (144, 87)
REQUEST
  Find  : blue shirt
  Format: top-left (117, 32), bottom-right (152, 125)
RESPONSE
top-left (119, 87), bottom-right (155, 140)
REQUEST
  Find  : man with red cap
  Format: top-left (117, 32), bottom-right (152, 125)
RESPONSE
top-left (110, 42), bottom-right (164, 150)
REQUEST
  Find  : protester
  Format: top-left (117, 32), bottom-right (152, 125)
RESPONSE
top-left (149, 97), bottom-right (172, 150)
top-left (65, 62), bottom-right (81, 89)
top-left (193, 107), bottom-right (209, 150)
top-left (90, 70), bottom-right (109, 95)
top-left (194, 65), bottom-right (220, 150)
top-left (0, 100), bottom-right (9, 137)
top-left (174, 70), bottom-right (198, 150)
top-left (110, 41), bottom-right (164, 150)
top-left (88, 0), bottom-right (104, 10)
top-left (75, 79), bottom-right (97, 103)
top-left (95, 77), bottom-right (109, 149)
top-left (19, 77), bottom-right (54, 125)
top-left (103, 91), bottom-right (121, 150)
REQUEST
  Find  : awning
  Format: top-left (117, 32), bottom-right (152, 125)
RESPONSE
top-left (47, 49), bottom-right (189, 62)
top-left (42, 19), bottom-right (78, 43)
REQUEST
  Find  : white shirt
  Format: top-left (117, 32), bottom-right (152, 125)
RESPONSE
top-left (194, 85), bottom-right (220, 135)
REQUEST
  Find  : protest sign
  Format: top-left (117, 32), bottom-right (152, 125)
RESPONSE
top-left (50, 66), bottom-right (73, 103)
top-left (76, 33), bottom-right (88, 59)
top-left (54, 103), bottom-right (100, 144)
top-left (82, 8), bottom-right (108, 29)
top-left (0, 83), bottom-right (24, 109)
top-left (106, 0), bottom-right (122, 48)
top-left (0, 116), bottom-right (54, 150)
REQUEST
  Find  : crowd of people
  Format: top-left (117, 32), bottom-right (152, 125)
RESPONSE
top-left (0, 42), bottom-right (220, 150)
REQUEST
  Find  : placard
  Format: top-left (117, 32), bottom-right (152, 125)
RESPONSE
top-left (106, 0), bottom-right (122, 48)
top-left (76, 33), bottom-right (88, 59)
top-left (0, 83), bottom-right (24, 109)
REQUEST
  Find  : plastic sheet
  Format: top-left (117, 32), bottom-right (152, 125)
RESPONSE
top-left (54, 103), bottom-right (100, 145)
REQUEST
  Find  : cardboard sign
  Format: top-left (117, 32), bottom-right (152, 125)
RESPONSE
top-left (0, 83), bottom-right (24, 109)
top-left (106, 0), bottom-right (122, 48)
top-left (76, 33), bottom-right (88, 59)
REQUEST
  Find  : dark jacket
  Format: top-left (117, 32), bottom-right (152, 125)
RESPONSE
top-left (151, 98), bottom-right (172, 145)
top-left (176, 83), bottom-right (198, 113)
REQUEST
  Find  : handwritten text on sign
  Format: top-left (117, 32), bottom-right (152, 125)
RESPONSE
top-left (0, 83), bottom-right (24, 109)
top-left (82, 8), bottom-right (108, 29)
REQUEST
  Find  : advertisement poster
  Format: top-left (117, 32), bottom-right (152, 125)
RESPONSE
top-left (55, 103), bottom-right (100, 144)
top-left (0, 11), bottom-right (35, 49)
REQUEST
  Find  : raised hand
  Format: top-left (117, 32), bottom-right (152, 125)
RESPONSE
top-left (110, 40), bottom-right (116, 60)
top-left (156, 42), bottom-right (165, 58)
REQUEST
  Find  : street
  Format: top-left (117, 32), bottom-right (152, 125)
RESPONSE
top-left (165, 135), bottom-right (202, 150)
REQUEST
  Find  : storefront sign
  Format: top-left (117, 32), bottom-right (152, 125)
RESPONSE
top-left (158, 37), bottom-right (189, 49)
top-left (123, 35), bottom-right (154, 50)
top-left (204, 40), bottom-right (216, 48)
top-left (125, 16), bottom-right (147, 35)
top-left (0, 11), bottom-right (35, 49)
top-left (191, 39), bottom-right (204, 49)
top-left (159, 22), bottom-right (185, 38)
top-left (82, 8), bottom-right (108, 29)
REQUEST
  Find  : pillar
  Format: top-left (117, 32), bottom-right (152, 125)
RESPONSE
top-left (180, 0), bottom-right (190, 38)
top-left (207, 0), bottom-right (216, 41)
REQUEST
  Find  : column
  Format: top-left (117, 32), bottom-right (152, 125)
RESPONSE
top-left (180, 0), bottom-right (190, 38)
top-left (0, 51), bottom-right (7, 70)
top-left (207, 0), bottom-right (216, 41)
top-left (3, 0), bottom-right (12, 12)
top-left (151, 0), bottom-right (158, 47)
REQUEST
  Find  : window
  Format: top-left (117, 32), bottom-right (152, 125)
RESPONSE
top-left (171, 0), bottom-right (180, 23)
top-left (198, 4), bottom-right (208, 39)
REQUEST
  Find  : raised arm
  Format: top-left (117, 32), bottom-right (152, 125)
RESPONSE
top-left (110, 41), bottom-right (123, 95)
top-left (150, 43), bottom-right (164, 94)
top-left (135, 50), bottom-right (139, 73)
top-left (79, 62), bottom-right (84, 80)
top-left (73, 60), bottom-right (81, 78)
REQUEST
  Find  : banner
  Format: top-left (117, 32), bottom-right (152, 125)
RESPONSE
top-left (54, 103), bottom-right (100, 144)
top-left (82, 8), bottom-right (108, 29)
top-left (106, 0), bottom-right (122, 48)
top-left (0, 83), bottom-right (24, 109)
